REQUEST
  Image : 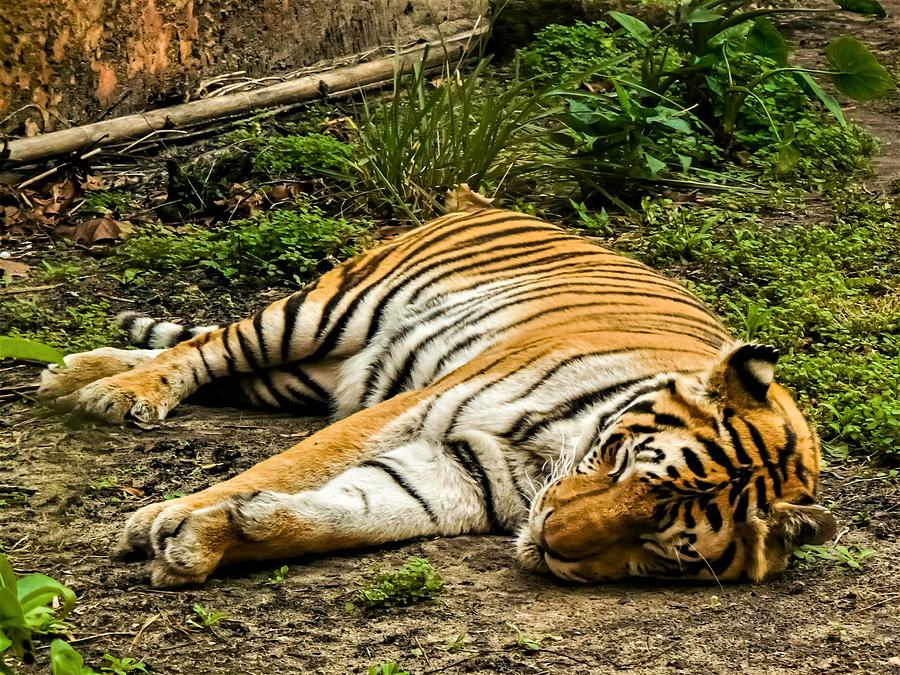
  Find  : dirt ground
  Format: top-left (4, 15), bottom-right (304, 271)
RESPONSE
top-left (2, 5), bottom-right (900, 675)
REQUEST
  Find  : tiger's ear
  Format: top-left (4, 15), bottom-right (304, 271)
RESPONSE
top-left (707, 343), bottom-right (780, 404)
top-left (767, 503), bottom-right (838, 549)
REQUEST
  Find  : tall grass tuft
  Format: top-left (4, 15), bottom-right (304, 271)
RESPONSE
top-left (352, 52), bottom-right (557, 222)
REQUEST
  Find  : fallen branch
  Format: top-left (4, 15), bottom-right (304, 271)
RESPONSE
top-left (2, 27), bottom-right (487, 166)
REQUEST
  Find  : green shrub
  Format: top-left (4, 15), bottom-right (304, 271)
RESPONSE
top-left (354, 557), bottom-right (445, 608)
top-left (353, 54), bottom-right (557, 221)
top-left (120, 199), bottom-right (371, 282)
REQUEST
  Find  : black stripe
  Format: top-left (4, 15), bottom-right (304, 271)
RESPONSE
top-left (235, 324), bottom-right (261, 372)
top-left (699, 438), bottom-right (738, 478)
top-left (177, 327), bottom-right (194, 344)
top-left (284, 364), bottom-right (331, 404)
top-left (779, 424), bottom-right (796, 481)
top-left (741, 416), bottom-right (782, 497)
top-left (281, 289), bottom-right (310, 361)
top-left (654, 413), bottom-right (685, 428)
top-left (220, 326), bottom-right (238, 375)
top-left (252, 311), bottom-right (268, 364)
top-left (722, 409), bottom-right (753, 467)
top-left (754, 475), bottom-right (769, 513)
top-left (312, 215), bottom-right (547, 357)
top-left (681, 447), bottom-right (707, 478)
top-left (360, 459), bottom-right (437, 524)
top-left (706, 502), bottom-right (723, 532)
top-left (733, 489), bottom-right (749, 523)
top-left (449, 441), bottom-right (504, 532)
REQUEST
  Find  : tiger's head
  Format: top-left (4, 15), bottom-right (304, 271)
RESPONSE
top-left (517, 343), bottom-right (837, 583)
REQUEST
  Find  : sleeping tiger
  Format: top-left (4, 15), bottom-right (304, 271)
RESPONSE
top-left (37, 188), bottom-right (836, 588)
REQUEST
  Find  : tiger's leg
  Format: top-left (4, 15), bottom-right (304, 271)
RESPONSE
top-left (40, 263), bottom-right (371, 423)
top-left (37, 348), bottom-right (162, 403)
top-left (118, 392), bottom-right (506, 587)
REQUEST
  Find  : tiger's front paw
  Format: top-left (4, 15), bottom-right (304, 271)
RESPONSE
top-left (118, 500), bottom-right (236, 588)
top-left (67, 369), bottom-right (182, 423)
top-left (37, 348), bottom-right (158, 406)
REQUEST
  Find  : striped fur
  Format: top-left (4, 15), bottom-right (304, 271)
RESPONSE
top-left (38, 205), bottom-right (835, 587)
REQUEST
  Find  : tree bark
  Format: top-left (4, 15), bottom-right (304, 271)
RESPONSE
top-left (2, 28), bottom-right (487, 165)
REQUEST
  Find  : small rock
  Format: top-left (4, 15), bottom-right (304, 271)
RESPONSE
top-left (888, 656), bottom-right (900, 668)
top-left (0, 251), bottom-right (9, 259)
top-left (788, 580), bottom-right (806, 595)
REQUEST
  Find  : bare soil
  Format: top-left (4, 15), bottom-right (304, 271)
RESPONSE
top-left (2, 6), bottom-right (900, 675)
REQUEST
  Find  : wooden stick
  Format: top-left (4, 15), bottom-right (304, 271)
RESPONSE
top-left (2, 28), bottom-right (487, 166)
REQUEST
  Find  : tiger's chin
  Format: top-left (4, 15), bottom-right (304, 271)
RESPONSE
top-left (514, 525), bottom-right (551, 574)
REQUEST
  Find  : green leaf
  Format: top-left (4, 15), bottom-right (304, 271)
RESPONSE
top-left (793, 72), bottom-right (846, 125)
top-left (51, 639), bottom-right (95, 675)
top-left (826, 37), bottom-right (896, 102)
top-left (774, 143), bottom-right (801, 177)
top-left (17, 573), bottom-right (76, 620)
top-left (746, 18), bottom-right (790, 66)
top-left (681, 5), bottom-right (724, 24)
top-left (0, 336), bottom-right (65, 365)
top-left (835, 0), bottom-right (886, 18)
top-left (607, 12), bottom-right (652, 46)
top-left (645, 154), bottom-right (666, 175)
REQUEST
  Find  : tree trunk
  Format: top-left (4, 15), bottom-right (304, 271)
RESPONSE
top-left (0, 0), bottom-right (486, 136)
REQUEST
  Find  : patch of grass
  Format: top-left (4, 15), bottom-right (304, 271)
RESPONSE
top-left (504, 621), bottom-right (561, 652)
top-left (0, 297), bottom-right (123, 352)
top-left (119, 198), bottom-right (371, 283)
top-left (38, 259), bottom-right (81, 283)
top-left (80, 189), bottom-right (132, 217)
top-left (354, 557), bottom-right (445, 609)
top-left (793, 543), bottom-right (876, 570)
top-left (367, 663), bottom-right (409, 675)
top-left (188, 604), bottom-right (225, 629)
top-left (621, 188), bottom-right (900, 460)
top-left (99, 654), bottom-right (148, 675)
top-left (266, 565), bottom-right (289, 586)
top-left (353, 55), bottom-right (556, 221)
top-left (230, 123), bottom-right (353, 178)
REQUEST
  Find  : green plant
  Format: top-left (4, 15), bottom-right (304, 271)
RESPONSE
top-left (80, 190), bottom-right (131, 217)
top-left (230, 125), bottom-right (353, 178)
top-left (0, 336), bottom-right (65, 365)
top-left (188, 604), bottom-right (225, 629)
top-left (0, 553), bottom-right (77, 672)
top-left (266, 565), bottom-right (289, 585)
top-left (367, 663), bottom-right (409, 675)
top-left (1, 297), bottom-right (123, 353)
top-left (50, 639), bottom-right (96, 675)
top-left (39, 260), bottom-right (81, 283)
top-left (524, 0), bottom-right (890, 192)
top-left (353, 53), bottom-right (557, 221)
top-left (354, 557), bottom-right (445, 608)
top-left (504, 621), bottom-right (560, 652)
top-left (99, 654), bottom-right (147, 675)
top-left (120, 199), bottom-right (370, 282)
top-left (793, 544), bottom-right (875, 570)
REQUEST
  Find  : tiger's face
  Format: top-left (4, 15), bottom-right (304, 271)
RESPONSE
top-left (517, 343), bottom-right (837, 584)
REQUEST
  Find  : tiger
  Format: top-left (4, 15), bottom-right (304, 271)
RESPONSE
top-left (37, 186), bottom-right (836, 588)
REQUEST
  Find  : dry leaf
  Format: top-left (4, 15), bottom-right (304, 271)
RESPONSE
top-left (0, 259), bottom-right (31, 278)
top-left (61, 216), bottom-right (133, 245)
top-left (81, 175), bottom-right (106, 191)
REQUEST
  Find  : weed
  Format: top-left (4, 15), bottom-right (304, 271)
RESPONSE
top-left (367, 663), bottom-right (409, 675)
top-left (230, 124), bottom-right (353, 179)
top-left (81, 190), bottom-right (132, 217)
top-left (266, 565), bottom-right (289, 585)
top-left (119, 199), bottom-right (371, 282)
top-left (793, 544), bottom-right (875, 570)
top-left (353, 54), bottom-right (556, 221)
top-left (437, 631), bottom-right (471, 653)
top-left (99, 654), bottom-right (148, 675)
top-left (504, 621), bottom-right (560, 652)
top-left (189, 604), bottom-right (226, 629)
top-left (354, 557), bottom-right (445, 608)
top-left (0, 553), bottom-right (77, 671)
top-left (0, 297), bottom-right (124, 352)
top-left (38, 259), bottom-right (81, 283)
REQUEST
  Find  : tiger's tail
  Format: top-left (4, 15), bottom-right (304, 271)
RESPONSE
top-left (115, 311), bottom-right (220, 349)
